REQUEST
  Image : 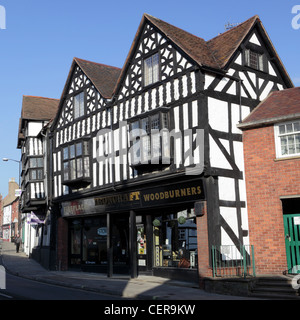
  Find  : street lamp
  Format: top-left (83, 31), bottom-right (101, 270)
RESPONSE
top-left (2, 158), bottom-right (21, 186)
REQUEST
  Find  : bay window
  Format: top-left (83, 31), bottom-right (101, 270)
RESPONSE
top-left (62, 139), bottom-right (91, 187)
top-left (130, 112), bottom-right (170, 168)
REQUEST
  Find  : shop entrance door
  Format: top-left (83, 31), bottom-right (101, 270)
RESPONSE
top-left (111, 214), bottom-right (129, 274)
top-left (283, 213), bottom-right (300, 274)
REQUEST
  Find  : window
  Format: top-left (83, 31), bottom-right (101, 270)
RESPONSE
top-left (29, 157), bottom-right (43, 168)
top-left (245, 49), bottom-right (264, 71)
top-left (130, 112), bottom-right (170, 167)
top-left (275, 121), bottom-right (300, 158)
top-left (62, 140), bottom-right (90, 186)
top-left (74, 92), bottom-right (85, 119)
top-left (30, 169), bottom-right (43, 180)
top-left (144, 53), bottom-right (159, 86)
top-left (153, 209), bottom-right (198, 269)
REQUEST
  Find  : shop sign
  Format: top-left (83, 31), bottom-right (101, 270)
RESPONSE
top-left (61, 198), bottom-right (105, 217)
top-left (95, 180), bottom-right (204, 212)
top-left (62, 180), bottom-right (204, 217)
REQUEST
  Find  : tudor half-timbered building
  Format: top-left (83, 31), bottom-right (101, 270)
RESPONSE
top-left (17, 95), bottom-right (59, 264)
top-left (50, 14), bottom-right (293, 282)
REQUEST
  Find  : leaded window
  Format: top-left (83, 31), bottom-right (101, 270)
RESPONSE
top-left (130, 112), bottom-right (170, 167)
top-left (62, 140), bottom-right (90, 186)
top-left (144, 53), bottom-right (160, 86)
top-left (74, 92), bottom-right (85, 119)
top-left (245, 49), bottom-right (264, 72)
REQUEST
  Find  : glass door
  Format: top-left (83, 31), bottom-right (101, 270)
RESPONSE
top-left (112, 214), bottom-right (129, 274)
top-left (82, 217), bottom-right (107, 267)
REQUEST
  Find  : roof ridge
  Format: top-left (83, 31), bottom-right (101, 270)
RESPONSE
top-left (23, 95), bottom-right (59, 101)
top-left (144, 13), bottom-right (206, 42)
top-left (74, 57), bottom-right (121, 71)
top-left (207, 15), bottom-right (259, 43)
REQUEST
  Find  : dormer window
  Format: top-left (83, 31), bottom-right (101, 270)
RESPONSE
top-left (144, 52), bottom-right (160, 86)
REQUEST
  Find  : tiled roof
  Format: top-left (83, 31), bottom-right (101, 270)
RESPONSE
top-left (18, 96), bottom-right (59, 148)
top-left (144, 14), bottom-right (220, 69)
top-left (21, 96), bottom-right (59, 121)
top-left (207, 15), bottom-right (258, 68)
top-left (238, 87), bottom-right (300, 129)
top-left (114, 13), bottom-right (292, 94)
top-left (74, 58), bottom-right (121, 99)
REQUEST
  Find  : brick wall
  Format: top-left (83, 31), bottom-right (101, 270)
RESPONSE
top-left (196, 201), bottom-right (211, 285)
top-left (243, 125), bottom-right (300, 275)
top-left (57, 217), bottom-right (68, 271)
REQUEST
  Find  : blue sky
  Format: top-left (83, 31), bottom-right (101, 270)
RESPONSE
top-left (0, 0), bottom-right (299, 196)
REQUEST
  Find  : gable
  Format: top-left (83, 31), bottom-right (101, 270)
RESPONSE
top-left (116, 21), bottom-right (195, 101)
top-left (56, 64), bottom-right (103, 129)
top-left (53, 58), bottom-right (121, 131)
top-left (224, 20), bottom-right (292, 89)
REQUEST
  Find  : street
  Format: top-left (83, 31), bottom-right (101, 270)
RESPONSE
top-left (0, 272), bottom-right (124, 300)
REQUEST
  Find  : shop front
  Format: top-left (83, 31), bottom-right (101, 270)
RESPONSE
top-left (60, 178), bottom-right (205, 282)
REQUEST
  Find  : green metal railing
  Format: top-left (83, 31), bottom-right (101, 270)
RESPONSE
top-left (211, 245), bottom-right (256, 278)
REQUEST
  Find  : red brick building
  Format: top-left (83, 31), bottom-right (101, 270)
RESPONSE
top-left (238, 87), bottom-right (300, 275)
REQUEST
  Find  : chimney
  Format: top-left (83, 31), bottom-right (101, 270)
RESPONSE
top-left (8, 178), bottom-right (19, 197)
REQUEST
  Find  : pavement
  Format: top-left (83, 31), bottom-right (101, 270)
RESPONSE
top-left (0, 241), bottom-right (253, 300)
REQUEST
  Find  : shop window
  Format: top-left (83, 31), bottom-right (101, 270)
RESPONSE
top-left (69, 217), bottom-right (107, 267)
top-left (274, 120), bottom-right (300, 158)
top-left (62, 139), bottom-right (91, 188)
top-left (152, 209), bottom-right (198, 269)
top-left (130, 112), bottom-right (171, 169)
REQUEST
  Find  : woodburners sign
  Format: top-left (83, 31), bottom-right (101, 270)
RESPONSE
top-left (62, 180), bottom-right (204, 217)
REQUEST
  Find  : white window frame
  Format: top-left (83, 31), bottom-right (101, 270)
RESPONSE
top-left (144, 52), bottom-right (160, 86)
top-left (274, 120), bottom-right (300, 158)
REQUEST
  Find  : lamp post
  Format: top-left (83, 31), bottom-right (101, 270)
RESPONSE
top-left (2, 158), bottom-right (21, 186)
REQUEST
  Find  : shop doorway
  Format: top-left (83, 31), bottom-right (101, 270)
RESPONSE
top-left (69, 216), bottom-right (108, 272)
top-left (111, 214), bottom-right (130, 274)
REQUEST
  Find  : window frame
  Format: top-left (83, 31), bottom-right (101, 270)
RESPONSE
top-left (274, 120), bottom-right (300, 158)
top-left (74, 91), bottom-right (85, 119)
top-left (244, 48), bottom-right (266, 72)
top-left (143, 52), bottom-right (160, 87)
top-left (130, 111), bottom-right (171, 168)
top-left (62, 139), bottom-right (91, 187)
